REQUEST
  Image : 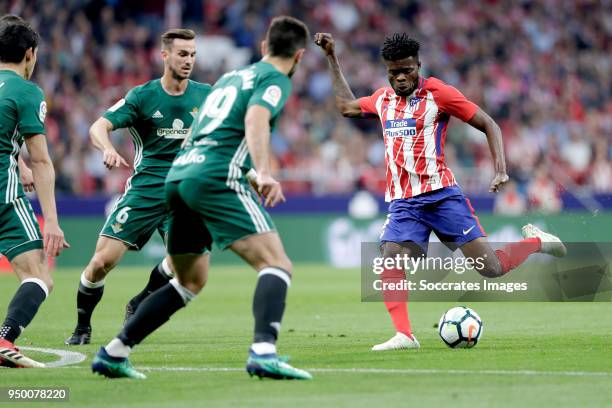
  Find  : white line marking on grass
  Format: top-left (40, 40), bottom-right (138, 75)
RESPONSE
top-left (42, 363), bottom-right (612, 378)
top-left (137, 366), bottom-right (612, 378)
top-left (19, 346), bottom-right (87, 368)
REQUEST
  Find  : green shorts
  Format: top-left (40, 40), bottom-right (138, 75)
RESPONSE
top-left (0, 198), bottom-right (43, 261)
top-left (165, 178), bottom-right (275, 254)
top-left (100, 187), bottom-right (169, 250)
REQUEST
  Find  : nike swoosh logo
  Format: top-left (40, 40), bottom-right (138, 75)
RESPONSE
top-left (463, 226), bottom-right (476, 235)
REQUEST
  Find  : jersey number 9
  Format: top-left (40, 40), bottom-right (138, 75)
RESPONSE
top-left (197, 86), bottom-right (238, 135)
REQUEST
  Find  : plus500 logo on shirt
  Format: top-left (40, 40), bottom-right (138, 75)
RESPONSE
top-left (384, 119), bottom-right (417, 138)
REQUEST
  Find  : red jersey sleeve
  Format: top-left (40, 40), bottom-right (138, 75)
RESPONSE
top-left (431, 80), bottom-right (478, 122)
top-left (358, 87), bottom-right (387, 117)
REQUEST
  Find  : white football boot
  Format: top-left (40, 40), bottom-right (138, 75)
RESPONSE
top-left (371, 332), bottom-right (420, 351)
top-left (521, 223), bottom-right (567, 257)
top-left (0, 339), bottom-right (46, 368)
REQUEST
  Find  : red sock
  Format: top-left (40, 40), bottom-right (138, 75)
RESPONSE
top-left (381, 268), bottom-right (412, 337)
top-left (495, 238), bottom-right (541, 274)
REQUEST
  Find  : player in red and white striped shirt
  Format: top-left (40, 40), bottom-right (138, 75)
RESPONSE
top-left (315, 32), bottom-right (567, 351)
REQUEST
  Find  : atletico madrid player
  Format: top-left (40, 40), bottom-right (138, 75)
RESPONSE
top-left (315, 32), bottom-right (567, 350)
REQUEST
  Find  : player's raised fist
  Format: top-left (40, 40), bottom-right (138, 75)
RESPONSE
top-left (489, 172), bottom-right (509, 193)
top-left (314, 33), bottom-right (336, 56)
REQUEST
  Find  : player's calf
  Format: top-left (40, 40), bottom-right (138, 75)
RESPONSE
top-left (65, 272), bottom-right (104, 345)
top-left (1, 251), bottom-right (50, 347)
top-left (67, 238), bottom-right (128, 345)
top-left (230, 232), bottom-right (292, 274)
top-left (92, 276), bottom-right (197, 380)
top-left (473, 255), bottom-right (504, 278)
top-left (125, 258), bottom-right (174, 323)
top-left (168, 254), bottom-right (208, 294)
top-left (0, 278), bottom-right (48, 344)
top-left (377, 242), bottom-right (419, 340)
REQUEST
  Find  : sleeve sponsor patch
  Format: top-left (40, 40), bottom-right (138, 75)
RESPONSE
top-left (108, 98), bottom-right (126, 112)
top-left (262, 85), bottom-right (282, 108)
top-left (38, 101), bottom-right (47, 123)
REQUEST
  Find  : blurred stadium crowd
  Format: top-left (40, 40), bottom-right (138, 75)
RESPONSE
top-left (4, 0), bottom-right (611, 213)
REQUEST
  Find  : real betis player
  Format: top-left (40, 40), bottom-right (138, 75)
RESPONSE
top-left (0, 15), bottom-right (69, 368)
top-left (65, 29), bottom-right (212, 345)
top-left (92, 16), bottom-right (312, 381)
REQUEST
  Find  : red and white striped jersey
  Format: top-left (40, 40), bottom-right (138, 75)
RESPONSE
top-left (359, 76), bottom-right (478, 201)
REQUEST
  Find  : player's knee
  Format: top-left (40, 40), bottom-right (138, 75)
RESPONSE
top-left (475, 259), bottom-right (503, 278)
top-left (381, 243), bottom-right (404, 260)
top-left (263, 255), bottom-right (292, 276)
top-left (177, 274), bottom-right (207, 294)
top-left (88, 253), bottom-right (117, 279)
top-left (12, 252), bottom-right (53, 292)
top-left (252, 250), bottom-right (292, 275)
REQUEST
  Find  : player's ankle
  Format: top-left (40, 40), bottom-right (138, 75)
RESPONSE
top-left (105, 337), bottom-right (132, 358)
top-left (75, 324), bottom-right (91, 332)
top-left (250, 342), bottom-right (277, 355)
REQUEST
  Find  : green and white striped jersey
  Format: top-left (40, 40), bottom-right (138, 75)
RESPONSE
top-left (103, 79), bottom-right (211, 190)
top-left (0, 70), bottom-right (46, 204)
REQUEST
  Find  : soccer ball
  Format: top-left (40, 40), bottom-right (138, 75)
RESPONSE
top-left (438, 306), bottom-right (483, 348)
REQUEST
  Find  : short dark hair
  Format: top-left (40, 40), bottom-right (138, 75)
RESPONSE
top-left (161, 28), bottom-right (196, 49)
top-left (381, 33), bottom-right (420, 62)
top-left (0, 15), bottom-right (39, 63)
top-left (266, 16), bottom-right (309, 58)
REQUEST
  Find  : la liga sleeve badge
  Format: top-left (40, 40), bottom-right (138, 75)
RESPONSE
top-left (262, 85), bottom-right (282, 108)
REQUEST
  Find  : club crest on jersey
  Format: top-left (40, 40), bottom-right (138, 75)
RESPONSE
top-left (190, 107), bottom-right (198, 118)
top-left (110, 222), bottom-right (123, 234)
top-left (409, 97), bottom-right (422, 107)
top-left (384, 118), bottom-right (417, 138)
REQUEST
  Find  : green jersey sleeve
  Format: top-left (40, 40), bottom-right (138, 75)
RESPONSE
top-left (103, 87), bottom-right (140, 129)
top-left (247, 72), bottom-right (291, 119)
top-left (17, 85), bottom-right (46, 136)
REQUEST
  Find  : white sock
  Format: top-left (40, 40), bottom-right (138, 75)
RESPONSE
top-left (169, 278), bottom-right (196, 305)
top-left (105, 337), bottom-right (132, 358)
top-left (81, 272), bottom-right (104, 288)
top-left (251, 342), bottom-right (277, 355)
top-left (160, 258), bottom-right (174, 278)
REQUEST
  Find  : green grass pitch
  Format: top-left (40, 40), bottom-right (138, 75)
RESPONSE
top-left (1, 265), bottom-right (611, 407)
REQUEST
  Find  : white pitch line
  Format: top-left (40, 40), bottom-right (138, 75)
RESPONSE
top-left (136, 366), bottom-right (612, 378)
top-left (19, 346), bottom-right (87, 368)
top-left (7, 350), bottom-right (610, 378)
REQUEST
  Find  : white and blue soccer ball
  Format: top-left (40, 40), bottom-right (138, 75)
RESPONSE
top-left (438, 306), bottom-right (483, 348)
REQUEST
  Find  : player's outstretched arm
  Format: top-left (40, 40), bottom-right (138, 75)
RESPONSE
top-left (244, 105), bottom-right (285, 208)
top-left (314, 33), bottom-right (363, 118)
top-left (467, 109), bottom-right (509, 193)
top-left (89, 117), bottom-right (129, 169)
top-left (24, 134), bottom-right (70, 257)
